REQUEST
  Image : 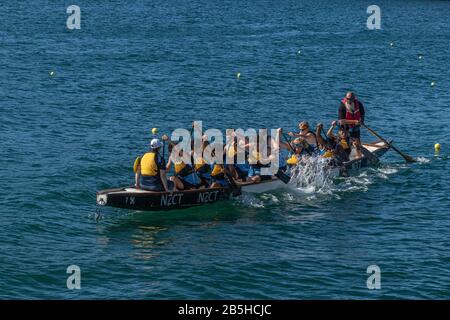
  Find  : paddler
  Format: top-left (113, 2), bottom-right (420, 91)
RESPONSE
top-left (166, 143), bottom-right (202, 190)
top-left (288, 121), bottom-right (319, 155)
top-left (134, 139), bottom-right (173, 191)
top-left (246, 136), bottom-right (274, 183)
top-left (324, 121), bottom-right (351, 162)
top-left (208, 149), bottom-right (235, 188)
top-left (338, 91), bottom-right (365, 159)
top-left (210, 162), bottom-right (230, 188)
top-left (224, 131), bottom-right (250, 182)
top-left (194, 136), bottom-right (212, 187)
top-left (315, 123), bottom-right (334, 158)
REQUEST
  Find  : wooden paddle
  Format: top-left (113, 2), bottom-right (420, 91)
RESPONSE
top-left (274, 169), bottom-right (291, 183)
top-left (362, 124), bottom-right (416, 163)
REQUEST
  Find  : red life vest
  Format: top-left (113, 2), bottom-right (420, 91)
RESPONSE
top-left (342, 98), bottom-right (361, 128)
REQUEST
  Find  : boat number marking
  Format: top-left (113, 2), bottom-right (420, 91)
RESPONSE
top-left (125, 196), bottom-right (135, 205)
top-left (197, 191), bottom-right (219, 203)
top-left (161, 193), bottom-right (184, 207)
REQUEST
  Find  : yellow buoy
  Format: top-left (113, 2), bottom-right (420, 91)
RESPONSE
top-left (151, 127), bottom-right (158, 135)
top-left (434, 143), bottom-right (441, 153)
top-left (236, 72), bottom-right (241, 80)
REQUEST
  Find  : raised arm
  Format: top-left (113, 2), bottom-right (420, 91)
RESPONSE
top-left (327, 121), bottom-right (338, 138)
top-left (315, 124), bottom-right (327, 147)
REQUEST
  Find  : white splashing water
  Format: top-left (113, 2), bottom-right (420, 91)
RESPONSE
top-left (416, 157), bottom-right (430, 164)
top-left (288, 156), bottom-right (337, 194)
top-left (236, 193), bottom-right (266, 208)
top-left (286, 157), bottom-right (406, 199)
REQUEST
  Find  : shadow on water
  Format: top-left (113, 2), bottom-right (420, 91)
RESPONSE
top-left (92, 198), bottom-right (276, 261)
top-left (95, 199), bottom-right (256, 236)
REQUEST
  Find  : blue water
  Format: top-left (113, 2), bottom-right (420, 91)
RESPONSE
top-left (1, 0), bottom-right (450, 299)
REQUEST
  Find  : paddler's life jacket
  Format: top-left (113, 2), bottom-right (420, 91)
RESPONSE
top-left (338, 137), bottom-right (350, 150)
top-left (334, 138), bottom-right (351, 162)
top-left (140, 151), bottom-right (162, 177)
top-left (342, 98), bottom-right (361, 129)
top-left (194, 157), bottom-right (211, 174)
top-left (174, 161), bottom-right (195, 177)
top-left (174, 161), bottom-right (202, 187)
top-left (211, 163), bottom-right (225, 180)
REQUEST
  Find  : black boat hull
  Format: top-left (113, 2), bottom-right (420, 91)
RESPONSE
top-left (96, 187), bottom-right (232, 211)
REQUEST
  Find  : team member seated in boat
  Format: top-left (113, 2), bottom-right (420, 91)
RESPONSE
top-left (288, 121), bottom-right (319, 155)
top-left (166, 145), bottom-right (202, 190)
top-left (134, 139), bottom-right (173, 192)
top-left (315, 123), bottom-right (334, 158)
top-left (210, 162), bottom-right (231, 188)
top-left (338, 91), bottom-right (365, 159)
top-left (246, 138), bottom-right (273, 183)
top-left (194, 137), bottom-right (212, 187)
top-left (324, 121), bottom-right (351, 162)
top-left (224, 132), bottom-right (250, 182)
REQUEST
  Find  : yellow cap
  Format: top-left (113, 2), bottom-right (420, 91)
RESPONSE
top-left (151, 128), bottom-right (158, 135)
top-left (322, 151), bottom-right (333, 158)
top-left (287, 155), bottom-right (299, 165)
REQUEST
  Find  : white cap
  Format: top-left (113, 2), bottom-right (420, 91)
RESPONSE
top-left (150, 138), bottom-right (162, 149)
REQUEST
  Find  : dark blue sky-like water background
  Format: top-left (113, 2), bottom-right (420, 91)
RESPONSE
top-left (1, 0), bottom-right (449, 299)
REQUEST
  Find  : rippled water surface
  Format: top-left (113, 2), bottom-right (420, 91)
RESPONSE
top-left (1, 0), bottom-right (450, 299)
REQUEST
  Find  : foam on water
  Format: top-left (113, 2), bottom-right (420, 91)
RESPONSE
top-left (236, 193), bottom-right (266, 208)
top-left (416, 157), bottom-right (431, 164)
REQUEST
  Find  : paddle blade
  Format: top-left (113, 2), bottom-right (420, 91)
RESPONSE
top-left (363, 124), bottom-right (416, 164)
top-left (390, 145), bottom-right (416, 163)
top-left (275, 170), bottom-right (291, 184)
